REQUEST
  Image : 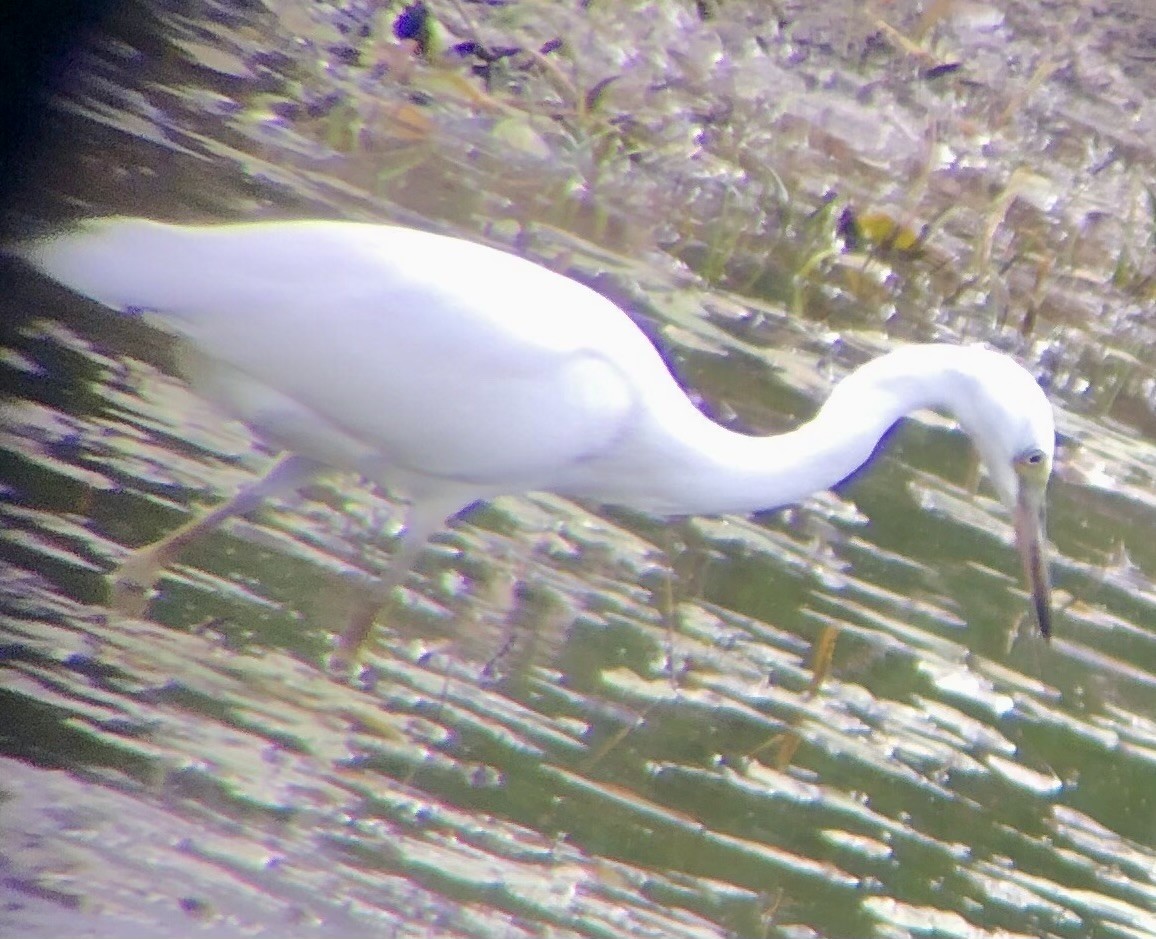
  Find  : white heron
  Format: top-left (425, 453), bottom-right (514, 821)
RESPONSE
top-left (14, 218), bottom-right (1055, 668)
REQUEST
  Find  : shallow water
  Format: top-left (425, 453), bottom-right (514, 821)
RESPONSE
top-left (2, 1), bottom-right (1156, 937)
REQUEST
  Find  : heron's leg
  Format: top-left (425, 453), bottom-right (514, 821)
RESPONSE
top-left (326, 500), bottom-right (458, 675)
top-left (111, 452), bottom-right (325, 617)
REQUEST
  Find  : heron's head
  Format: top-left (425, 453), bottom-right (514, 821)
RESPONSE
top-left (954, 348), bottom-right (1055, 638)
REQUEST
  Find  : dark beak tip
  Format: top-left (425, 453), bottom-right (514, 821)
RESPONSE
top-left (1015, 487), bottom-right (1053, 641)
top-left (1037, 603), bottom-right (1052, 641)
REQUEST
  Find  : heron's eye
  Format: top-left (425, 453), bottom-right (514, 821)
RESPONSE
top-left (1016, 448), bottom-right (1048, 471)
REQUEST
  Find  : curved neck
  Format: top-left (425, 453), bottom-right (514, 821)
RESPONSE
top-left (622, 345), bottom-right (989, 516)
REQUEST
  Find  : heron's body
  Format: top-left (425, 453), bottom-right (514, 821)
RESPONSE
top-left (15, 217), bottom-right (1057, 661)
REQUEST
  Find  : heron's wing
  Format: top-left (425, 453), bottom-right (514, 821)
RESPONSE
top-left (22, 219), bottom-right (667, 486)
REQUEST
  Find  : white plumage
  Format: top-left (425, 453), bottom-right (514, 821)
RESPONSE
top-left (16, 217), bottom-right (1057, 664)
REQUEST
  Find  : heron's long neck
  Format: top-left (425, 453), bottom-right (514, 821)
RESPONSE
top-left (629, 346), bottom-right (983, 517)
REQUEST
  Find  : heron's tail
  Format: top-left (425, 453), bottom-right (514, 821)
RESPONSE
top-left (10, 217), bottom-right (208, 315)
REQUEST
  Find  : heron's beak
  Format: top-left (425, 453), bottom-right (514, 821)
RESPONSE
top-left (1013, 481), bottom-right (1052, 639)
